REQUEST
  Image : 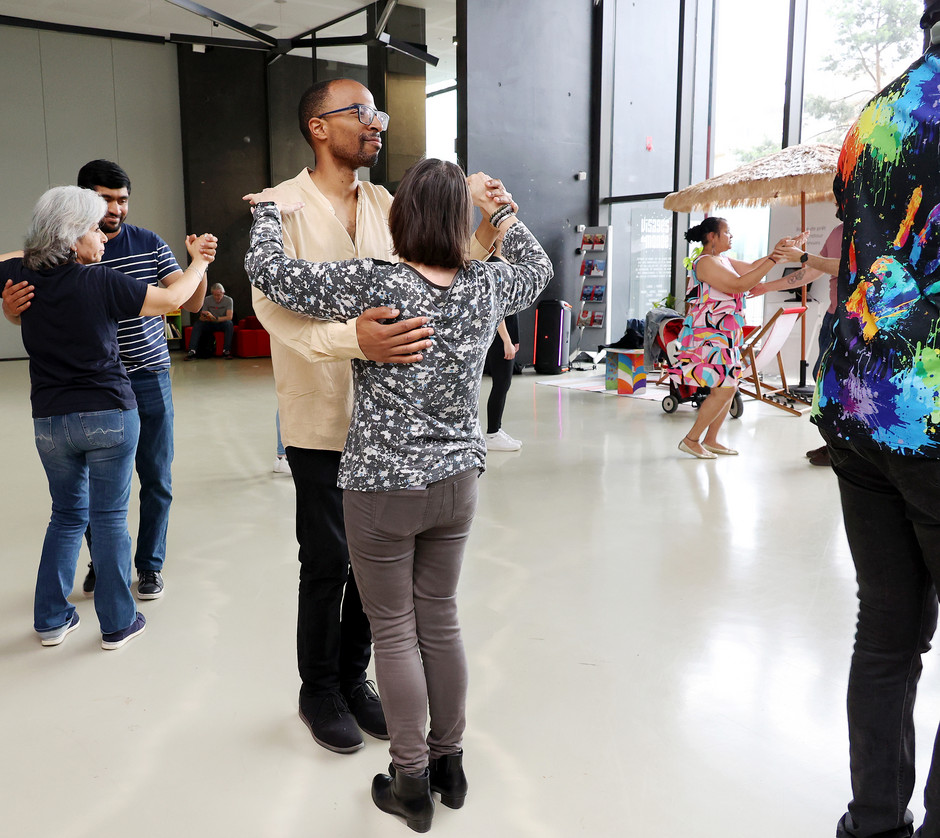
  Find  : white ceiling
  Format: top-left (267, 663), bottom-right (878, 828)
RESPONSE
top-left (0, 0), bottom-right (457, 82)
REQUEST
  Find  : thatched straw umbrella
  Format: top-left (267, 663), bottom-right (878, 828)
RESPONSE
top-left (663, 143), bottom-right (840, 215)
top-left (663, 142), bottom-right (841, 389)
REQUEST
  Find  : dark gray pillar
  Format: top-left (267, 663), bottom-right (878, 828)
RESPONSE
top-left (461, 0), bottom-right (594, 365)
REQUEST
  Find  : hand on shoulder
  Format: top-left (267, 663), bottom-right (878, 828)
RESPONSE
top-left (242, 188), bottom-right (305, 216)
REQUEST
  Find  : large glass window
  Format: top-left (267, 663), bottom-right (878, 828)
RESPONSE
top-left (424, 2), bottom-right (457, 164)
top-left (609, 0), bottom-right (681, 196)
top-left (711, 0), bottom-right (790, 175)
top-left (802, 0), bottom-right (924, 145)
top-left (702, 0), bottom-right (791, 321)
top-left (607, 0), bottom-right (681, 323)
top-left (610, 201), bottom-right (674, 330)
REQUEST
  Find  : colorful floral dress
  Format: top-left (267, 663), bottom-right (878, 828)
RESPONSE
top-left (674, 255), bottom-right (744, 388)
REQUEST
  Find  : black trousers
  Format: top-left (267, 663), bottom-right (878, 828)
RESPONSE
top-left (824, 431), bottom-right (940, 838)
top-left (485, 336), bottom-right (514, 434)
top-left (284, 447), bottom-right (372, 700)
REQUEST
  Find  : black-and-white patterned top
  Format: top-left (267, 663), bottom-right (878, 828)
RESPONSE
top-left (246, 203), bottom-right (553, 491)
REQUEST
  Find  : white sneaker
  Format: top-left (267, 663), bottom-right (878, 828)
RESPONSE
top-left (485, 429), bottom-right (522, 452)
top-left (273, 456), bottom-right (292, 475)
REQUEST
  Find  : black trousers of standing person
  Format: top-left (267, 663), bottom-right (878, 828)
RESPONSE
top-left (823, 430), bottom-right (940, 838)
top-left (485, 337), bottom-right (514, 435)
top-left (485, 313), bottom-right (518, 435)
top-left (284, 447), bottom-right (372, 700)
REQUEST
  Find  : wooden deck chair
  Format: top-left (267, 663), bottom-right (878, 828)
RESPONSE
top-left (737, 306), bottom-right (808, 416)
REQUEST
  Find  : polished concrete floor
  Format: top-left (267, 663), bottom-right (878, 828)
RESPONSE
top-left (3, 355), bottom-right (940, 838)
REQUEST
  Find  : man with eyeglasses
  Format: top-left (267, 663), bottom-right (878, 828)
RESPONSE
top-left (249, 78), bottom-right (515, 755)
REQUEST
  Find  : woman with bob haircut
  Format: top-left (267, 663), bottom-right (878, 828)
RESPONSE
top-left (245, 157), bottom-right (552, 833)
top-left (2, 186), bottom-right (216, 650)
top-left (675, 216), bottom-right (792, 459)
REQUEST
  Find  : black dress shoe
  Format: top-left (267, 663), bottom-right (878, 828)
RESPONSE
top-left (372, 765), bottom-right (434, 833)
top-left (808, 447), bottom-right (831, 467)
top-left (299, 691), bottom-right (364, 753)
top-left (82, 562), bottom-right (95, 597)
top-left (344, 680), bottom-right (389, 740)
top-left (429, 751), bottom-right (468, 809)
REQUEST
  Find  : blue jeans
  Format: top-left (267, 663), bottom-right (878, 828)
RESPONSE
top-left (129, 368), bottom-right (173, 572)
top-left (824, 430), bottom-right (940, 838)
top-left (34, 409), bottom-right (140, 636)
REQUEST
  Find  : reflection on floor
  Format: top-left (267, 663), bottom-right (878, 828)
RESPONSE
top-left (2, 356), bottom-right (937, 837)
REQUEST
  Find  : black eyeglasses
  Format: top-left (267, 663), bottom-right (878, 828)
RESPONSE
top-left (316, 103), bottom-right (390, 131)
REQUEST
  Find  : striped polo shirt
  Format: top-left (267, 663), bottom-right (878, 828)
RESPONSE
top-left (101, 223), bottom-right (182, 373)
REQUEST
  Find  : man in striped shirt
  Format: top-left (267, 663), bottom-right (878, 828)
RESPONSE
top-left (75, 160), bottom-right (207, 599)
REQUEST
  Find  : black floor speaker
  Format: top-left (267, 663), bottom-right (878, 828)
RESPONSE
top-left (533, 300), bottom-right (572, 374)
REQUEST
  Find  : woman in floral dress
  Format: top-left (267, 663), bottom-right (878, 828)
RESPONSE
top-left (676, 217), bottom-right (789, 458)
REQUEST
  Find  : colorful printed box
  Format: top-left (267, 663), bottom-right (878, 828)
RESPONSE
top-left (604, 349), bottom-right (646, 395)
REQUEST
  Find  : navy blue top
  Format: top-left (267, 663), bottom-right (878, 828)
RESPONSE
top-left (5, 258), bottom-right (149, 418)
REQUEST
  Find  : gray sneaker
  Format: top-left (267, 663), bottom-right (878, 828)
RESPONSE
top-left (39, 612), bottom-right (81, 647)
top-left (137, 570), bottom-right (164, 600)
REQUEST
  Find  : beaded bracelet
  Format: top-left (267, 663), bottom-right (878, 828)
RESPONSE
top-left (489, 204), bottom-right (514, 227)
top-left (494, 211), bottom-right (516, 230)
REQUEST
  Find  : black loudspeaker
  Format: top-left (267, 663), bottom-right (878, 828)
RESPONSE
top-left (533, 300), bottom-right (572, 374)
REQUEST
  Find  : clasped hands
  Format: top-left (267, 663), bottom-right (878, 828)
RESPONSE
top-left (185, 233), bottom-right (218, 264)
top-left (770, 230), bottom-right (810, 264)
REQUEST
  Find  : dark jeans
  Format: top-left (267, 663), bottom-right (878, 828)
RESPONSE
top-left (189, 319), bottom-right (234, 354)
top-left (284, 447), bottom-right (372, 700)
top-left (814, 310), bottom-right (837, 380)
top-left (485, 336), bottom-right (514, 434)
top-left (824, 430), bottom-right (940, 838)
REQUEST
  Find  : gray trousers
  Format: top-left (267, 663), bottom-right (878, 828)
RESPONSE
top-left (343, 468), bottom-right (479, 774)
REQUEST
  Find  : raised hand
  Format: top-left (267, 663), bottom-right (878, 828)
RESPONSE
top-left (243, 190), bottom-right (305, 215)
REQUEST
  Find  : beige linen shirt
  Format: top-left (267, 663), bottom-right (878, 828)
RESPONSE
top-left (251, 169), bottom-right (395, 451)
top-left (252, 167), bottom-right (495, 452)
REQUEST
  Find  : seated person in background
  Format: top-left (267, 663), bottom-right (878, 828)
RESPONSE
top-left (185, 282), bottom-right (234, 359)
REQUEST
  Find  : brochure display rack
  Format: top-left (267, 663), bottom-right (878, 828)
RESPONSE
top-left (572, 226), bottom-right (612, 364)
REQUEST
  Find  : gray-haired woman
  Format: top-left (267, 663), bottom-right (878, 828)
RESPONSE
top-left (2, 186), bottom-right (216, 650)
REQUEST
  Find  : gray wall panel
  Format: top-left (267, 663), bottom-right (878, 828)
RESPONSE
top-left (112, 39), bottom-right (186, 256)
top-left (39, 31), bottom-right (119, 186)
top-left (0, 27), bottom-right (48, 241)
top-left (268, 55), bottom-right (316, 188)
top-left (0, 27), bottom-right (46, 358)
top-left (464, 0), bottom-right (594, 364)
top-left (0, 25), bottom-right (185, 360)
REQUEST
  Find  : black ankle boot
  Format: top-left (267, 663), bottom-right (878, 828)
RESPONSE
top-left (372, 765), bottom-right (434, 833)
top-left (429, 751), bottom-right (468, 809)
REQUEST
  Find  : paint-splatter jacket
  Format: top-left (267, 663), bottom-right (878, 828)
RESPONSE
top-left (813, 47), bottom-right (940, 456)
top-left (245, 203), bottom-right (553, 490)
